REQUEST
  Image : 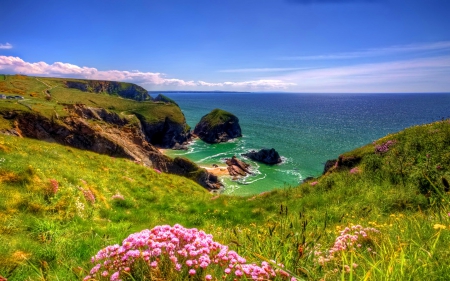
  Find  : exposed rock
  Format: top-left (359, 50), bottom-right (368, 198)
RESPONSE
top-left (302, 176), bottom-right (315, 183)
top-left (193, 109), bottom-right (242, 144)
top-left (322, 155), bottom-right (361, 174)
top-left (225, 156), bottom-right (251, 177)
top-left (242, 148), bottom-right (282, 165)
top-left (65, 80), bottom-right (150, 101)
top-left (172, 143), bottom-right (188, 150)
top-left (138, 115), bottom-right (191, 148)
top-left (337, 155), bottom-right (362, 169)
top-left (323, 159), bottom-right (337, 174)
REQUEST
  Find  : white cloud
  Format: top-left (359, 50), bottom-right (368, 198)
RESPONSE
top-left (218, 67), bottom-right (313, 73)
top-left (0, 56), bottom-right (295, 91)
top-left (0, 43), bottom-right (13, 49)
top-left (281, 41), bottom-right (450, 60)
top-left (276, 55), bottom-right (450, 92)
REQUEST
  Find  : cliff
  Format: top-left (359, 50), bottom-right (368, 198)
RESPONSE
top-left (0, 75), bottom-right (221, 190)
top-left (65, 79), bottom-right (151, 101)
top-left (193, 108), bottom-right (242, 143)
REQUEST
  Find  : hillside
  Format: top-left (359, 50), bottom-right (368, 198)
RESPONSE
top-left (0, 118), bottom-right (449, 280)
top-left (0, 75), bottom-right (222, 190)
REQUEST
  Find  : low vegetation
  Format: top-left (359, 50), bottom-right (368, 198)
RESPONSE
top-left (0, 74), bottom-right (186, 128)
top-left (0, 110), bottom-right (449, 279)
top-left (199, 109), bottom-right (237, 128)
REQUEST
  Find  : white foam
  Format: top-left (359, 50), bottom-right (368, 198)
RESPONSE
top-left (197, 152), bottom-right (228, 163)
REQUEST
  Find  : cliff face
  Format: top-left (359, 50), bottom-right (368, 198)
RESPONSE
top-left (65, 80), bottom-right (150, 101)
top-left (0, 105), bottom-right (221, 190)
top-left (194, 109), bottom-right (242, 143)
top-left (137, 114), bottom-right (191, 148)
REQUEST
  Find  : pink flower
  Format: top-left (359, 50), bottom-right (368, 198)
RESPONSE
top-left (110, 271), bottom-right (120, 281)
top-left (85, 224), bottom-right (295, 280)
top-left (49, 179), bottom-right (59, 195)
top-left (154, 169), bottom-right (161, 174)
top-left (310, 181), bottom-right (318, 186)
top-left (349, 167), bottom-right (361, 174)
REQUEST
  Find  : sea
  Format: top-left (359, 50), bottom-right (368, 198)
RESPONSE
top-left (160, 92), bottom-right (450, 196)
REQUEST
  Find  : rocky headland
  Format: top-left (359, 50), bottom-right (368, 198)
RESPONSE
top-left (193, 109), bottom-right (242, 143)
top-left (0, 75), bottom-right (222, 190)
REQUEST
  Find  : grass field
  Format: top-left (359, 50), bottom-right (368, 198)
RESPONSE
top-left (1, 118), bottom-right (449, 280)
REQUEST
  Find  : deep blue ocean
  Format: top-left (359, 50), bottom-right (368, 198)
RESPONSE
top-left (161, 93), bottom-right (450, 196)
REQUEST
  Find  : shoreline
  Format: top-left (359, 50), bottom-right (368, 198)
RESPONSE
top-left (157, 147), bottom-right (229, 177)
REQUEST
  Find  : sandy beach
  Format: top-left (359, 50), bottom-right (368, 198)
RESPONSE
top-left (202, 166), bottom-right (229, 176)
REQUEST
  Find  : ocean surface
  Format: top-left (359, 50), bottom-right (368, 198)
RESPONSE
top-left (161, 92), bottom-right (450, 196)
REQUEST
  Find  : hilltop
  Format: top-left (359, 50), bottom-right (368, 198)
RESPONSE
top-left (0, 102), bottom-right (449, 280)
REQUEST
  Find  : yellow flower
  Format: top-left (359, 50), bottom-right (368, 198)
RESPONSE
top-left (433, 224), bottom-right (446, 230)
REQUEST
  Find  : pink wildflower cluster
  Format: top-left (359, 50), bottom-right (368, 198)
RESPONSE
top-left (310, 181), bottom-right (318, 186)
top-left (78, 187), bottom-right (96, 204)
top-left (374, 140), bottom-right (397, 154)
top-left (314, 225), bottom-right (379, 267)
top-left (84, 224), bottom-right (296, 281)
top-left (48, 179), bottom-right (59, 195)
top-left (349, 167), bottom-right (361, 174)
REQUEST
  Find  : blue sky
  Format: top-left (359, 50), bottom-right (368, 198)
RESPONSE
top-left (1, 0), bottom-right (450, 92)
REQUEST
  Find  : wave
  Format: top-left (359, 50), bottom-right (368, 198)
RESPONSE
top-left (197, 152), bottom-right (229, 163)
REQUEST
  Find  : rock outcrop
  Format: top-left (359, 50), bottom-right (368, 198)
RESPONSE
top-left (242, 148), bottom-right (282, 165)
top-left (322, 155), bottom-right (362, 174)
top-left (65, 80), bottom-right (150, 101)
top-left (137, 114), bottom-right (191, 148)
top-left (225, 156), bottom-right (251, 177)
top-left (193, 109), bottom-right (242, 144)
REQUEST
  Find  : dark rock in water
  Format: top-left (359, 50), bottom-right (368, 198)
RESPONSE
top-left (193, 109), bottom-right (242, 144)
top-left (212, 164), bottom-right (218, 168)
top-left (225, 156), bottom-right (251, 177)
top-left (242, 148), bottom-right (282, 165)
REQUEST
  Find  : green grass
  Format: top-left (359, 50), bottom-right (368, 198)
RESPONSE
top-left (0, 75), bottom-right (186, 129)
top-left (200, 108), bottom-right (237, 127)
top-left (0, 119), bottom-right (449, 279)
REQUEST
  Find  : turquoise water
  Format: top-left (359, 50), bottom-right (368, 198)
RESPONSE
top-left (162, 93), bottom-right (450, 196)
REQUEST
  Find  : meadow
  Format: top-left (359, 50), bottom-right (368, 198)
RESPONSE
top-left (0, 117), bottom-right (449, 280)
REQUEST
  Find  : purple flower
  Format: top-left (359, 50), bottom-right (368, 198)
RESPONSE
top-left (374, 140), bottom-right (397, 154)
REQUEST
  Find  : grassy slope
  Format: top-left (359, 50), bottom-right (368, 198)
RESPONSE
top-left (0, 110), bottom-right (449, 278)
top-left (0, 75), bottom-right (185, 127)
top-left (200, 108), bottom-right (237, 127)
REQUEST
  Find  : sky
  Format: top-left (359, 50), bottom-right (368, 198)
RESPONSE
top-left (1, 0), bottom-right (450, 93)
